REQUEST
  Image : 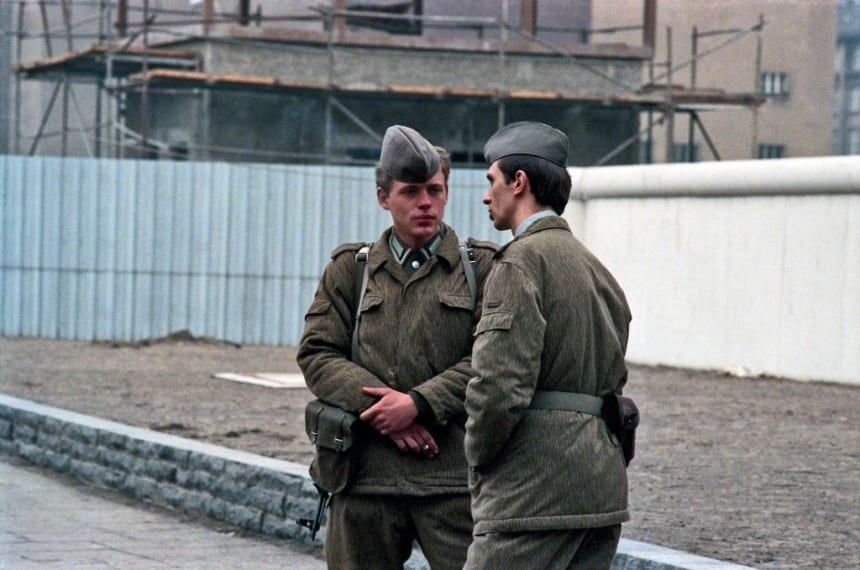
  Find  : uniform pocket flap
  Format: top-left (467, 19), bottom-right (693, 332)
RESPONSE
top-left (359, 294), bottom-right (384, 313)
top-left (439, 291), bottom-right (473, 311)
top-left (305, 297), bottom-right (331, 317)
top-left (475, 311), bottom-right (515, 335)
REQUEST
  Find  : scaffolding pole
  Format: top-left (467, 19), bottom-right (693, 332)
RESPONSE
top-left (663, 26), bottom-right (674, 163)
top-left (498, 0), bottom-right (509, 130)
top-left (140, 0), bottom-right (150, 157)
top-left (14, 1), bottom-right (24, 154)
top-left (28, 81), bottom-right (62, 155)
top-left (330, 97), bottom-right (383, 144)
top-left (595, 111), bottom-right (665, 167)
top-left (69, 84), bottom-right (94, 157)
top-left (94, 0), bottom-right (105, 157)
top-left (324, 8), bottom-right (335, 164)
top-left (691, 111), bottom-right (720, 161)
top-left (752, 14), bottom-right (763, 159)
top-left (687, 25), bottom-right (697, 162)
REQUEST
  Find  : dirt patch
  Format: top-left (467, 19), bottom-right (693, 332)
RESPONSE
top-left (1, 337), bottom-right (857, 568)
top-left (0, 336), bottom-right (314, 463)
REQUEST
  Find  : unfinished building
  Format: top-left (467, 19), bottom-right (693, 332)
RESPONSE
top-left (8, 1), bottom-right (762, 166)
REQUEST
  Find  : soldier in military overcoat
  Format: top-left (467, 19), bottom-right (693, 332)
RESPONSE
top-left (298, 126), bottom-right (496, 569)
top-left (463, 122), bottom-right (632, 569)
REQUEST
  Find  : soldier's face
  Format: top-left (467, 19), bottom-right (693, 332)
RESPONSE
top-left (377, 168), bottom-right (448, 248)
top-left (484, 162), bottom-right (516, 231)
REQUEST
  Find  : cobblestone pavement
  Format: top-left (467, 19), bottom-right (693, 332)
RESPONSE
top-left (1, 337), bottom-right (858, 568)
top-left (0, 454), bottom-right (325, 569)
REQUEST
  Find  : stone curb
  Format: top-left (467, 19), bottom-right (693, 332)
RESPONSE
top-left (0, 394), bottom-right (322, 548)
top-left (0, 394), bottom-right (754, 570)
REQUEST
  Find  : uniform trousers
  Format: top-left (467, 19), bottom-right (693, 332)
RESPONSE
top-left (326, 492), bottom-right (472, 570)
top-left (464, 524), bottom-right (621, 570)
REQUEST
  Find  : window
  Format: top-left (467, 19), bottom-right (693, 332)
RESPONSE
top-left (853, 45), bottom-right (860, 72)
top-left (761, 72), bottom-right (790, 100)
top-left (758, 144), bottom-right (785, 159)
top-left (673, 143), bottom-right (699, 162)
top-left (850, 87), bottom-right (860, 113)
top-left (849, 130), bottom-right (860, 155)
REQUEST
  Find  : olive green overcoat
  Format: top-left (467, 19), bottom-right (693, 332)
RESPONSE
top-left (298, 224), bottom-right (495, 496)
top-left (464, 215), bottom-right (632, 534)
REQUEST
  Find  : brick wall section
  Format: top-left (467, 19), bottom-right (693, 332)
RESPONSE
top-left (0, 394), bottom-right (323, 547)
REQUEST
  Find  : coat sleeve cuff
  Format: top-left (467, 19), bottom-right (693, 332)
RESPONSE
top-left (408, 390), bottom-right (436, 424)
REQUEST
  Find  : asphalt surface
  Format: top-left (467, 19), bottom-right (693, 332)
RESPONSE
top-left (0, 454), bottom-right (325, 569)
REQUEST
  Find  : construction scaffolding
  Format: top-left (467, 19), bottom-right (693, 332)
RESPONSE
top-left (5, 0), bottom-right (765, 166)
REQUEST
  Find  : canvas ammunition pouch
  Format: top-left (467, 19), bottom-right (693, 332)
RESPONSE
top-left (529, 390), bottom-right (639, 466)
top-left (304, 399), bottom-right (360, 494)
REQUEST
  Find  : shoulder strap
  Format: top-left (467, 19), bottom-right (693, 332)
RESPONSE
top-left (459, 240), bottom-right (477, 310)
top-left (351, 245), bottom-right (371, 364)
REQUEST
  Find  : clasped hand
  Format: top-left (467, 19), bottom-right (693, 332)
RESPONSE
top-left (360, 386), bottom-right (439, 458)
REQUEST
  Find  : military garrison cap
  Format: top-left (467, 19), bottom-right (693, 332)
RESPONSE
top-left (484, 121), bottom-right (569, 167)
top-left (379, 125), bottom-right (440, 183)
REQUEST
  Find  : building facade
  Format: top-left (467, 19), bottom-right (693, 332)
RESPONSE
top-left (593, 0), bottom-right (838, 162)
top-left (834, 0), bottom-right (860, 154)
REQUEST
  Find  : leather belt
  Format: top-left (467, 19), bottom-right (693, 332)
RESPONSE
top-left (528, 390), bottom-right (604, 417)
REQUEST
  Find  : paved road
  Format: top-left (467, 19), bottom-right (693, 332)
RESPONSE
top-left (0, 455), bottom-right (325, 569)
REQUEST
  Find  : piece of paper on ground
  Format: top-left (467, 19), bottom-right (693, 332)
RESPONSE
top-left (210, 372), bottom-right (307, 389)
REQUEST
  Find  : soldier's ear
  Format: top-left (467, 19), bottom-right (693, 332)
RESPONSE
top-left (377, 186), bottom-right (391, 211)
top-left (512, 170), bottom-right (529, 197)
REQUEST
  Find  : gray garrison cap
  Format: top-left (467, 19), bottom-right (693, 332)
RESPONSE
top-left (379, 125), bottom-right (440, 183)
top-left (484, 121), bottom-right (569, 167)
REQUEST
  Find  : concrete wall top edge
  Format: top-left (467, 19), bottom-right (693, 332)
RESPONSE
top-left (568, 156), bottom-right (860, 198)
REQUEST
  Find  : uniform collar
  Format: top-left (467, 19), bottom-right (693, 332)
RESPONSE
top-left (370, 223), bottom-right (460, 274)
top-left (389, 226), bottom-right (445, 266)
top-left (495, 215), bottom-right (571, 258)
top-left (514, 209), bottom-right (556, 237)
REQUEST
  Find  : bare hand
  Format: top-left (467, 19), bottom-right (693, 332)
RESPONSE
top-left (388, 423), bottom-right (439, 458)
top-left (359, 386), bottom-right (418, 435)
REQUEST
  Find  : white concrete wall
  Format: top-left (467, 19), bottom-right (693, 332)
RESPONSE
top-left (564, 158), bottom-right (860, 384)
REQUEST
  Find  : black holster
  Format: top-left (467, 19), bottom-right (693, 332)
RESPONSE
top-left (603, 394), bottom-right (640, 466)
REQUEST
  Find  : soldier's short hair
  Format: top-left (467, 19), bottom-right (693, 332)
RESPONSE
top-left (435, 146), bottom-right (452, 183)
top-left (375, 165), bottom-right (394, 193)
top-left (496, 154), bottom-right (571, 215)
top-left (376, 146), bottom-right (451, 194)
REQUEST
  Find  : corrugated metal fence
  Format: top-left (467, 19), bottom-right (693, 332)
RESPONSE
top-left (0, 155), bottom-right (503, 345)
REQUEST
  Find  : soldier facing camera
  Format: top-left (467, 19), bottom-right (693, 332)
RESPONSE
top-left (298, 125), bottom-right (497, 569)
